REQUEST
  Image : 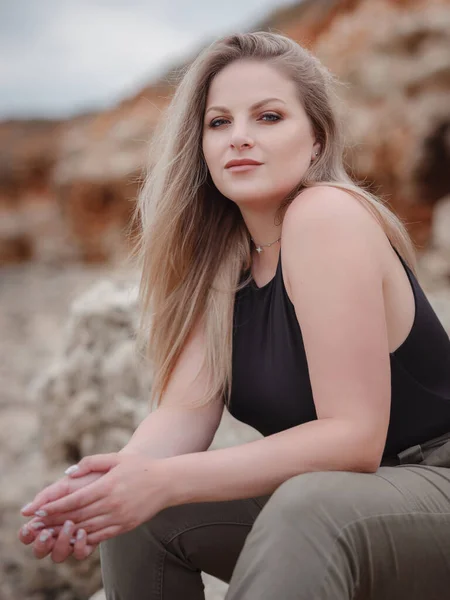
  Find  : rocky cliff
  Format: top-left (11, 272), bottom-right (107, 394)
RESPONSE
top-left (0, 0), bottom-right (449, 266)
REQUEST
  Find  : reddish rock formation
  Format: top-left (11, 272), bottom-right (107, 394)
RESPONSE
top-left (0, 0), bottom-right (449, 265)
top-left (0, 119), bottom-right (63, 264)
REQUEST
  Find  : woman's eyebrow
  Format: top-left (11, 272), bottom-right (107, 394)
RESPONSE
top-left (205, 97), bottom-right (286, 116)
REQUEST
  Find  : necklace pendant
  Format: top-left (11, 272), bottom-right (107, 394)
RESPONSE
top-left (256, 246), bottom-right (263, 253)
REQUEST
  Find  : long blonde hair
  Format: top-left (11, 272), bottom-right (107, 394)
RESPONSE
top-left (129, 31), bottom-right (418, 410)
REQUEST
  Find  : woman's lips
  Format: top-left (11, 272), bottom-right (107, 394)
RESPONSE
top-left (227, 164), bottom-right (262, 172)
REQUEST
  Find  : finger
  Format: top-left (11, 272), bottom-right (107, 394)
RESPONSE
top-left (23, 473), bottom-right (107, 520)
top-left (86, 524), bottom-right (122, 545)
top-left (32, 529), bottom-right (56, 559)
top-left (51, 520), bottom-right (76, 563)
top-left (26, 515), bottom-right (67, 529)
top-left (19, 521), bottom-right (54, 545)
top-left (19, 524), bottom-right (34, 545)
top-left (19, 516), bottom-right (53, 543)
top-left (21, 477), bottom-right (69, 516)
top-left (72, 528), bottom-right (87, 559)
top-left (73, 511), bottom-right (112, 534)
top-left (59, 498), bottom-right (107, 529)
top-left (19, 517), bottom-right (65, 543)
top-left (39, 477), bottom-right (108, 516)
top-left (30, 498), bottom-right (107, 531)
top-left (66, 453), bottom-right (120, 478)
top-left (72, 528), bottom-right (97, 560)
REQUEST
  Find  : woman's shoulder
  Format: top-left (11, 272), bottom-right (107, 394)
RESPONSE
top-left (281, 186), bottom-right (389, 297)
top-left (284, 185), bottom-right (376, 225)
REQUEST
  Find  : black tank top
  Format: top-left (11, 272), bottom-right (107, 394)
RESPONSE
top-left (229, 242), bottom-right (450, 460)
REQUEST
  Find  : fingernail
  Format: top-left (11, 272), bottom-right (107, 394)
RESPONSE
top-left (65, 465), bottom-right (79, 475)
top-left (39, 530), bottom-right (50, 542)
top-left (35, 510), bottom-right (47, 517)
top-left (76, 528), bottom-right (85, 540)
top-left (69, 538), bottom-right (76, 545)
top-left (30, 521), bottom-right (45, 530)
top-left (63, 520), bottom-right (73, 534)
top-left (47, 528), bottom-right (55, 535)
top-left (22, 526), bottom-right (30, 536)
top-left (21, 503), bottom-right (33, 513)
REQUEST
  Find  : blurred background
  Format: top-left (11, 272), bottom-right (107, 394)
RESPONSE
top-left (1, 1), bottom-right (450, 599)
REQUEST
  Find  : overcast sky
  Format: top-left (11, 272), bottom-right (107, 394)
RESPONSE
top-left (0, 0), bottom-right (298, 120)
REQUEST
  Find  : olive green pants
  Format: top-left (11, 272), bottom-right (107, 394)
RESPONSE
top-left (100, 435), bottom-right (450, 599)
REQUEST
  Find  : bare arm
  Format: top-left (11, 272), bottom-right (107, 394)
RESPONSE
top-left (120, 316), bottom-right (224, 458)
top-left (119, 403), bottom-right (223, 458)
top-left (166, 417), bottom-right (379, 506)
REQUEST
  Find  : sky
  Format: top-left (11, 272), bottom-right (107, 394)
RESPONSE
top-left (0, 0), bottom-right (298, 120)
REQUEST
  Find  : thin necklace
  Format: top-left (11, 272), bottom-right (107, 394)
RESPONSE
top-left (251, 236), bottom-right (281, 254)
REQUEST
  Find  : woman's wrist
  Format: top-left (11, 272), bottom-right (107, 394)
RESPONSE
top-left (118, 446), bottom-right (143, 456)
top-left (117, 449), bottom-right (181, 509)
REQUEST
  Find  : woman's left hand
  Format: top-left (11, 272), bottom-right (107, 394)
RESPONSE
top-left (20, 453), bottom-right (174, 546)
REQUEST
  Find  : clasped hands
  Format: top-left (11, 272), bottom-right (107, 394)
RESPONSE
top-left (18, 452), bottom-right (173, 562)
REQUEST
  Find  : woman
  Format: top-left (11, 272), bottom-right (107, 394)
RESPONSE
top-left (19, 32), bottom-right (450, 599)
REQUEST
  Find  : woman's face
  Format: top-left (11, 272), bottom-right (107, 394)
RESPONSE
top-left (202, 59), bottom-right (319, 208)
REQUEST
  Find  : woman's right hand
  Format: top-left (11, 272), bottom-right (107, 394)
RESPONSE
top-left (18, 471), bottom-right (104, 562)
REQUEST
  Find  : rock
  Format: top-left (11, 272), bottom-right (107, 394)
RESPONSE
top-left (433, 195), bottom-right (450, 254)
top-left (0, 262), bottom-right (113, 600)
top-left (1, 0), bottom-right (450, 266)
top-left (33, 278), bottom-right (150, 467)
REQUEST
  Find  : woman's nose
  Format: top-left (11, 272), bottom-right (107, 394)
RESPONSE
top-left (230, 133), bottom-right (254, 149)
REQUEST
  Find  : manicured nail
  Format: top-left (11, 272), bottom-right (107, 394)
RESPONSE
top-left (35, 509), bottom-right (47, 517)
top-left (30, 521), bottom-right (45, 530)
top-left (63, 520), bottom-right (73, 534)
top-left (69, 538), bottom-right (76, 545)
top-left (47, 528), bottom-right (55, 535)
top-left (22, 525), bottom-right (30, 536)
top-left (21, 503), bottom-right (33, 513)
top-left (76, 529), bottom-right (85, 540)
top-left (65, 465), bottom-right (79, 475)
top-left (39, 530), bottom-right (50, 542)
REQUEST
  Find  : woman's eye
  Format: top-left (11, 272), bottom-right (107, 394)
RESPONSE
top-left (261, 113), bottom-right (281, 122)
top-left (208, 113), bottom-right (281, 128)
top-left (209, 118), bottom-right (228, 128)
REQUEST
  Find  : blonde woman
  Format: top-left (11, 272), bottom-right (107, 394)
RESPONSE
top-left (20, 32), bottom-right (450, 599)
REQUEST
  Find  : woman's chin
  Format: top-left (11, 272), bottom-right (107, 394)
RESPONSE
top-left (225, 187), bottom-right (281, 206)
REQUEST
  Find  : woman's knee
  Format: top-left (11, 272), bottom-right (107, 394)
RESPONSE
top-left (99, 511), bottom-right (176, 598)
top-left (256, 470), bottom-right (378, 529)
top-left (100, 503), bottom-right (188, 565)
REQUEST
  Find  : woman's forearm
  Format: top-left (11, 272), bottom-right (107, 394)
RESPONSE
top-left (119, 405), bottom-right (222, 459)
top-left (165, 418), bottom-right (380, 506)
